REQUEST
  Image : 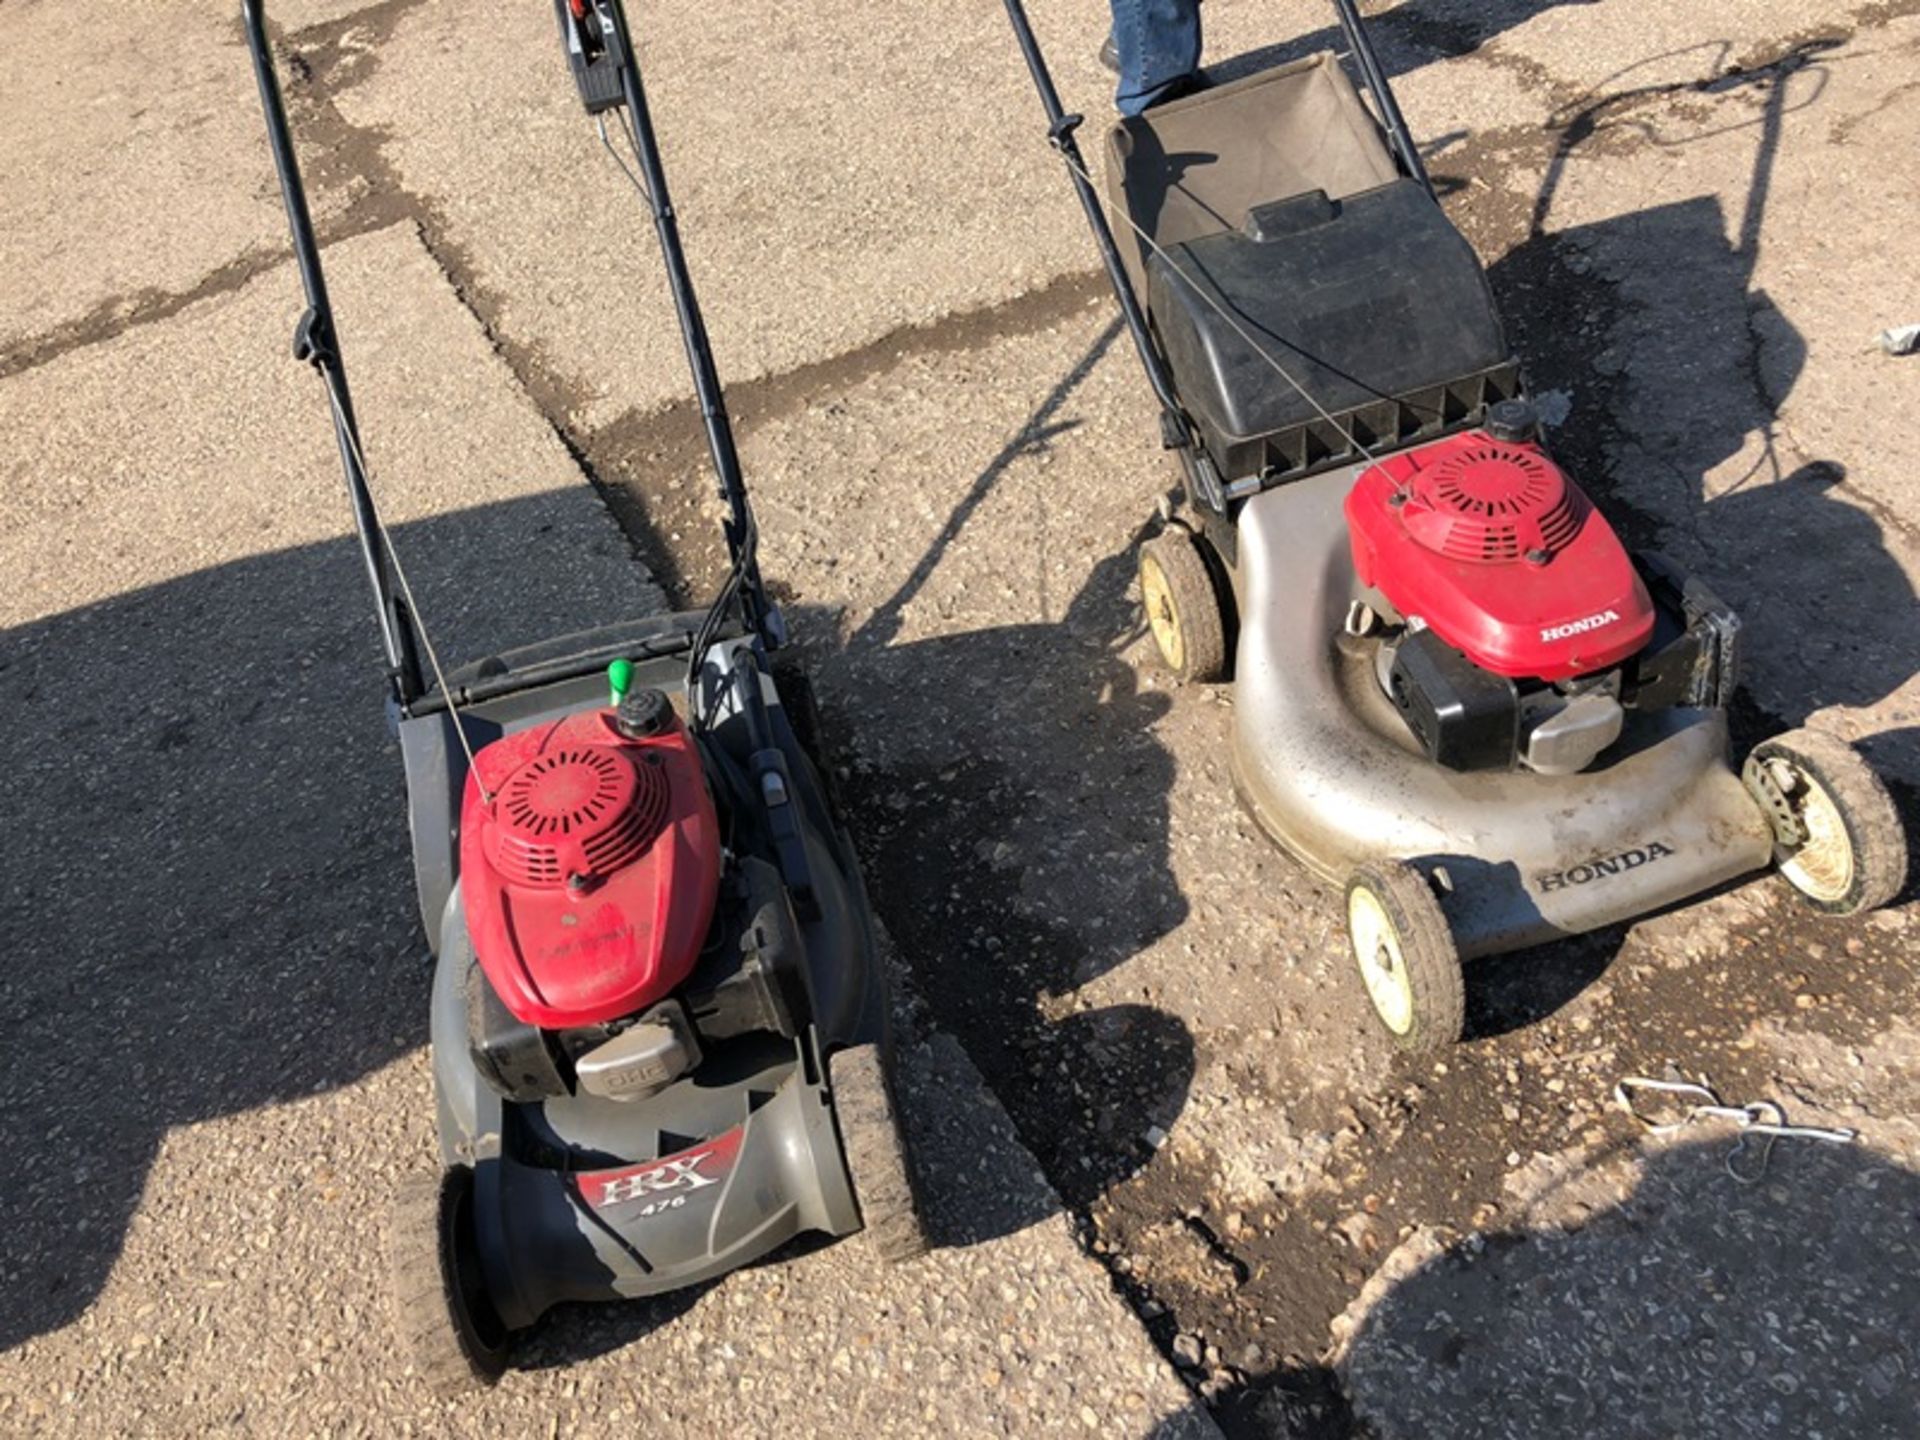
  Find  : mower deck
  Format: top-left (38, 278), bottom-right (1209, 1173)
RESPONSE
top-left (1228, 464), bottom-right (1776, 957)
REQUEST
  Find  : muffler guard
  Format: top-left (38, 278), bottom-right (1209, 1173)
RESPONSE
top-left (1229, 465), bottom-right (1774, 957)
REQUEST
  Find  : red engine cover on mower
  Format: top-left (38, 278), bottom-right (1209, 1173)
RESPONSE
top-left (1345, 431), bottom-right (1655, 681)
top-left (458, 706), bottom-right (720, 1029)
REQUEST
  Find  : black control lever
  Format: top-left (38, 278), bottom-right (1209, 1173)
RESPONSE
top-left (555, 0), bottom-right (626, 113)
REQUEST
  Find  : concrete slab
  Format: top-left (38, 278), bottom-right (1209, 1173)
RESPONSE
top-left (0, 223), bottom-right (652, 638)
top-left (0, 220), bottom-right (659, 1370)
top-left (324, 0), bottom-right (1347, 427)
top-left (0, 2), bottom-right (313, 364)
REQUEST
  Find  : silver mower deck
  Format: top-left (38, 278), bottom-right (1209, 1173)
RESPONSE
top-left (1229, 465), bottom-right (1776, 958)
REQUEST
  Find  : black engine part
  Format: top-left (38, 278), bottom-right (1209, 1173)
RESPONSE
top-left (467, 962), bottom-right (568, 1105)
top-left (1387, 627), bottom-right (1520, 772)
top-left (684, 857), bottom-right (812, 1042)
top-left (1624, 554), bottom-right (1742, 711)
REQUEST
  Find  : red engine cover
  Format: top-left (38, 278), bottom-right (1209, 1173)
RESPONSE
top-left (1345, 431), bottom-right (1656, 681)
top-left (458, 706), bottom-right (721, 1029)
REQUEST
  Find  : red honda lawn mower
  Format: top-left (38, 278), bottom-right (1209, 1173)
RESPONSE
top-left (244, 0), bottom-right (924, 1391)
top-left (998, 0), bottom-right (1907, 1048)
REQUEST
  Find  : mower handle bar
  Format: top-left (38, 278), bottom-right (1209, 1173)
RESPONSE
top-left (241, 0), bottom-right (779, 714)
top-left (241, 0), bottom-right (426, 707)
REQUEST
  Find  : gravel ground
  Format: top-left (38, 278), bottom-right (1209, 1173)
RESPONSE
top-left (3, 0), bottom-right (1918, 1436)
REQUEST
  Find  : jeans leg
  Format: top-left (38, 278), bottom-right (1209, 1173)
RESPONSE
top-left (1111, 0), bottom-right (1202, 117)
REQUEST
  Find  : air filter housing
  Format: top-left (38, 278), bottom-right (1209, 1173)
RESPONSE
top-left (459, 703), bottom-right (720, 1029)
top-left (1346, 430), bottom-right (1656, 681)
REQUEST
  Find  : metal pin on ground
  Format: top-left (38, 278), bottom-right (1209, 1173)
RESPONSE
top-left (1614, 1075), bottom-right (1858, 1183)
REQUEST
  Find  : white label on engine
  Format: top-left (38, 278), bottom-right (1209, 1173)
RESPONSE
top-left (1540, 609), bottom-right (1620, 643)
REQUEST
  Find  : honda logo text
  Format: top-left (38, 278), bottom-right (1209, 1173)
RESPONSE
top-left (1538, 841), bottom-right (1675, 892)
top-left (1541, 609), bottom-right (1620, 643)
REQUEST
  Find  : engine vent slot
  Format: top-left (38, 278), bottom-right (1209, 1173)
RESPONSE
top-left (489, 748), bottom-right (670, 888)
top-left (1403, 442), bottom-right (1585, 563)
top-left (581, 762), bottom-right (672, 875)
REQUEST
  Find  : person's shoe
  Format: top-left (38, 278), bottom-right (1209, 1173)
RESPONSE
top-left (1099, 30), bottom-right (1119, 74)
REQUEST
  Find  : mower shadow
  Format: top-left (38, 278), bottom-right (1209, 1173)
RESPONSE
top-left (0, 495), bottom-right (660, 1355)
top-left (826, 583), bottom-right (1200, 1214)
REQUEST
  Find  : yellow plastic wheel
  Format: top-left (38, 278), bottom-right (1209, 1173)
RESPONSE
top-left (1345, 863), bottom-right (1466, 1050)
top-left (1138, 528), bottom-right (1228, 683)
top-left (1745, 730), bottom-right (1906, 916)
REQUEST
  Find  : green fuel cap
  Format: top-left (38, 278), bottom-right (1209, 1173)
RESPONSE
top-left (607, 657), bottom-right (634, 706)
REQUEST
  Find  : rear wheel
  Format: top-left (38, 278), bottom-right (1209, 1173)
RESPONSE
top-left (1744, 729), bottom-right (1906, 916)
top-left (830, 1043), bottom-right (929, 1264)
top-left (389, 1167), bottom-right (509, 1395)
top-left (1344, 863), bottom-right (1466, 1051)
top-left (771, 656), bottom-right (827, 765)
top-left (1139, 527), bottom-right (1229, 683)
top-left (772, 654), bottom-right (851, 823)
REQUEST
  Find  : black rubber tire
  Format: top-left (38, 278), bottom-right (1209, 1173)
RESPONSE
top-left (829, 1043), bottom-right (930, 1264)
top-left (1139, 528), bottom-right (1229, 683)
top-left (388, 1168), bottom-right (510, 1396)
top-left (771, 655), bottom-right (851, 824)
top-left (1344, 863), bottom-right (1466, 1052)
top-left (770, 656), bottom-right (827, 766)
top-left (1745, 729), bottom-right (1907, 916)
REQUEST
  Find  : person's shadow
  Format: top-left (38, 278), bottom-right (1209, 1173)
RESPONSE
top-left (1330, 1131), bottom-right (1920, 1437)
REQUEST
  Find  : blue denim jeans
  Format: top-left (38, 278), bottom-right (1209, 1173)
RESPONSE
top-left (1110, 0), bottom-right (1202, 116)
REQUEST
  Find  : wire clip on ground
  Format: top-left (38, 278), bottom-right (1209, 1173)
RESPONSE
top-left (1614, 1075), bottom-right (1857, 1184)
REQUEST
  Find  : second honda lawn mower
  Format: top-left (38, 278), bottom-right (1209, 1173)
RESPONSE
top-left (244, 0), bottom-right (925, 1392)
top-left (998, 0), bottom-right (1907, 1049)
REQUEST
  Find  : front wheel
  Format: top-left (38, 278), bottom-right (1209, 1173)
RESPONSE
top-left (830, 1043), bottom-right (930, 1264)
top-left (1345, 862), bottom-right (1466, 1051)
top-left (1743, 729), bottom-right (1906, 916)
top-left (388, 1167), bottom-right (510, 1395)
